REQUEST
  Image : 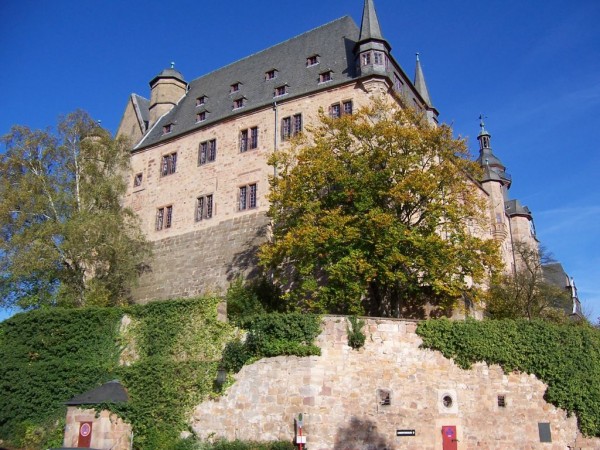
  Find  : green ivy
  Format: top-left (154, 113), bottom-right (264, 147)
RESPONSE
top-left (222, 313), bottom-right (321, 374)
top-left (417, 318), bottom-right (600, 437)
top-left (0, 300), bottom-right (323, 449)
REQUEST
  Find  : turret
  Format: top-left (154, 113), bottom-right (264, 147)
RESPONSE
top-left (475, 115), bottom-right (511, 192)
top-left (148, 63), bottom-right (187, 128)
top-left (354, 0), bottom-right (391, 79)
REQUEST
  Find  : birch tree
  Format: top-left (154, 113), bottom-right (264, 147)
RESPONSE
top-left (0, 111), bottom-right (150, 308)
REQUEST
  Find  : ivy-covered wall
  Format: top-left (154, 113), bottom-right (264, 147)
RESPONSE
top-left (417, 318), bottom-right (600, 437)
top-left (0, 298), bottom-right (235, 450)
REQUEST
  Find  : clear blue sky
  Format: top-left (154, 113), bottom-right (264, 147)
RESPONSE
top-left (1, 0), bottom-right (599, 322)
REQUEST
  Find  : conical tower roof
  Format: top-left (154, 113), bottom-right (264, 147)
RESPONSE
top-left (359, 0), bottom-right (384, 41)
top-left (414, 53), bottom-right (434, 107)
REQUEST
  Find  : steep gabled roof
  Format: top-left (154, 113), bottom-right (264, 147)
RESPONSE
top-left (136, 17), bottom-right (360, 150)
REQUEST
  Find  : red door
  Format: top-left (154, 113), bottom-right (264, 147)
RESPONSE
top-left (442, 425), bottom-right (458, 450)
top-left (78, 421), bottom-right (93, 448)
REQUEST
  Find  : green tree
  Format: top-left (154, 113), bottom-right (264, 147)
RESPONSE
top-left (0, 110), bottom-right (150, 308)
top-left (259, 100), bottom-right (499, 317)
top-left (486, 242), bottom-right (573, 321)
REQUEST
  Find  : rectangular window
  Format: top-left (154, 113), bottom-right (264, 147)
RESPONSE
top-left (196, 111), bottom-right (206, 123)
top-left (374, 51), bottom-right (384, 65)
top-left (319, 71), bottom-right (332, 83)
top-left (161, 153), bottom-right (177, 176)
top-left (233, 98), bottom-right (245, 109)
top-left (362, 52), bottom-right (371, 66)
top-left (265, 69), bottom-right (277, 80)
top-left (343, 100), bottom-right (353, 115)
top-left (306, 55), bottom-right (319, 66)
top-left (163, 124), bottom-right (173, 134)
top-left (281, 117), bottom-right (291, 141)
top-left (239, 183), bottom-right (257, 211)
top-left (274, 85), bottom-right (287, 97)
top-left (165, 205), bottom-right (172, 228)
top-left (250, 127), bottom-right (258, 149)
top-left (330, 103), bottom-right (341, 119)
top-left (293, 114), bottom-right (302, 136)
top-left (195, 194), bottom-right (213, 221)
top-left (230, 82), bottom-right (240, 93)
top-left (199, 139), bottom-right (217, 165)
top-left (156, 205), bottom-right (173, 231)
top-left (240, 129), bottom-right (248, 153)
top-left (394, 73), bottom-right (404, 92)
top-left (133, 173), bottom-right (143, 187)
top-left (196, 96), bottom-right (206, 106)
top-left (282, 115), bottom-right (302, 141)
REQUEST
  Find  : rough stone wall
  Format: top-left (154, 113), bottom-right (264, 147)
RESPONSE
top-left (191, 317), bottom-right (599, 450)
top-left (64, 407), bottom-right (131, 450)
top-left (132, 211), bottom-right (269, 303)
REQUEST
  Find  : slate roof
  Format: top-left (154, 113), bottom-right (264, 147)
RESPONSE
top-left (65, 380), bottom-right (128, 406)
top-left (135, 16), bottom-right (361, 150)
top-left (542, 262), bottom-right (570, 289)
top-left (505, 199), bottom-right (532, 219)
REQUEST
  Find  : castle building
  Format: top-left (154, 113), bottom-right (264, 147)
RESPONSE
top-left (118, 0), bottom-right (540, 308)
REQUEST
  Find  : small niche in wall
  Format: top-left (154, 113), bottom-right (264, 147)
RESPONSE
top-left (378, 389), bottom-right (391, 407)
top-left (497, 395), bottom-right (506, 408)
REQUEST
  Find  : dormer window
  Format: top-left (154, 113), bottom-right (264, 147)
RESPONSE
top-left (196, 96), bottom-right (206, 106)
top-left (233, 98), bottom-right (245, 110)
top-left (196, 111), bottom-right (207, 123)
top-left (265, 69), bottom-right (277, 81)
top-left (319, 71), bottom-right (332, 83)
top-left (230, 82), bottom-right (241, 93)
top-left (274, 85), bottom-right (288, 97)
top-left (306, 55), bottom-right (319, 67)
top-left (163, 124), bottom-right (173, 134)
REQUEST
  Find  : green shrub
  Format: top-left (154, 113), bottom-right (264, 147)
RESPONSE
top-left (222, 313), bottom-right (322, 374)
top-left (417, 318), bottom-right (600, 437)
top-left (346, 316), bottom-right (366, 349)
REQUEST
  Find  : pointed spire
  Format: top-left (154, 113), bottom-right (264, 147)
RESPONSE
top-left (359, 0), bottom-right (384, 41)
top-left (414, 53), bottom-right (433, 107)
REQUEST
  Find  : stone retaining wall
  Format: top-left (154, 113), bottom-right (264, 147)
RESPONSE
top-left (191, 317), bottom-right (599, 450)
top-left (132, 212), bottom-right (269, 303)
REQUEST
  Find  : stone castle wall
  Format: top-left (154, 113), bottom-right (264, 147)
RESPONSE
top-left (132, 211), bottom-right (269, 303)
top-left (191, 317), bottom-right (599, 450)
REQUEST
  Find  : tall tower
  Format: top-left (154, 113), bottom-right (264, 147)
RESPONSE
top-left (148, 63), bottom-right (187, 128)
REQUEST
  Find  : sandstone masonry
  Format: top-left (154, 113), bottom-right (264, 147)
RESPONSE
top-left (191, 317), bottom-right (599, 450)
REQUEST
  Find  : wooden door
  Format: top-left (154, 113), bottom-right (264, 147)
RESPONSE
top-left (442, 425), bottom-right (458, 450)
top-left (77, 421), bottom-right (93, 448)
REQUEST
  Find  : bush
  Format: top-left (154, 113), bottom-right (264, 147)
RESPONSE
top-left (346, 316), bottom-right (366, 349)
top-left (222, 313), bottom-right (322, 374)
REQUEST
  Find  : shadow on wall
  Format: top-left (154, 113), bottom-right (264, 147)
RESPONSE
top-left (226, 216), bottom-right (269, 282)
top-left (333, 417), bottom-right (393, 450)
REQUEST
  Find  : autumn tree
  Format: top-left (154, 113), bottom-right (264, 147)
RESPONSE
top-left (259, 100), bottom-right (499, 317)
top-left (0, 110), bottom-right (150, 309)
top-left (486, 242), bottom-right (572, 321)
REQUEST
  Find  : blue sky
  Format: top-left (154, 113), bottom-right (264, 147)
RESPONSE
top-left (1, 0), bottom-right (599, 322)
